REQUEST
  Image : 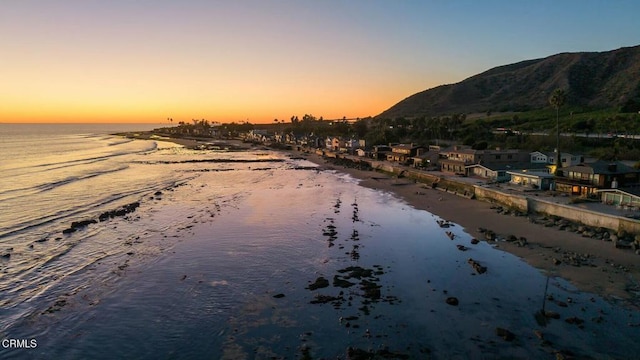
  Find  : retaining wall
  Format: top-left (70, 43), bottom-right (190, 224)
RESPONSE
top-left (473, 186), bottom-right (529, 212)
top-left (325, 152), bottom-right (640, 234)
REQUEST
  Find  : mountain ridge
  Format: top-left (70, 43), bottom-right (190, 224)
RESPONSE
top-left (377, 45), bottom-right (640, 119)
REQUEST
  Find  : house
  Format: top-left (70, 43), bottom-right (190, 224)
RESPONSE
top-left (440, 146), bottom-right (481, 165)
top-left (411, 150), bottom-right (440, 169)
top-left (481, 148), bottom-right (530, 163)
top-left (554, 160), bottom-right (640, 196)
top-left (355, 148), bottom-right (367, 157)
top-left (387, 144), bottom-right (424, 164)
top-left (371, 145), bottom-right (391, 160)
top-left (531, 151), bottom-right (584, 167)
top-left (597, 187), bottom-right (640, 209)
top-left (439, 146), bottom-right (529, 175)
top-left (547, 152), bottom-right (584, 167)
top-left (508, 169), bottom-right (555, 190)
top-left (465, 162), bottom-right (547, 182)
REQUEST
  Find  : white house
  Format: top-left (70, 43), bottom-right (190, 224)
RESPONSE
top-left (531, 151), bottom-right (584, 167)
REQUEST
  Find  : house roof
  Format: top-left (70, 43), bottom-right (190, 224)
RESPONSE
top-left (563, 160), bottom-right (638, 175)
top-left (466, 162), bottom-right (549, 172)
top-left (391, 144), bottom-right (422, 150)
top-left (506, 169), bottom-right (555, 178)
top-left (596, 187), bottom-right (640, 198)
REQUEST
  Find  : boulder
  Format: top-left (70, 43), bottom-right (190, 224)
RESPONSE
top-left (495, 327), bottom-right (515, 341)
top-left (446, 297), bottom-right (459, 306)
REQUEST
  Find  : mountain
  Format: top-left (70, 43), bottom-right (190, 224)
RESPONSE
top-left (377, 45), bottom-right (640, 119)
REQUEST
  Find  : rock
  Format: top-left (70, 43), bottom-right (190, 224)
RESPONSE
top-left (307, 277), bottom-right (330, 290)
top-left (456, 245), bottom-right (468, 251)
top-left (565, 316), bottom-right (584, 325)
top-left (445, 297), bottom-right (459, 306)
top-left (467, 258), bottom-right (487, 274)
top-left (484, 230), bottom-right (496, 241)
top-left (333, 275), bottom-right (356, 288)
top-left (273, 293), bottom-right (285, 298)
top-left (545, 311), bottom-right (561, 319)
top-left (517, 237), bottom-right (528, 247)
top-left (495, 327), bottom-right (515, 341)
top-left (470, 238), bottom-right (479, 245)
top-left (553, 258), bottom-right (562, 265)
top-left (63, 218), bottom-right (98, 234)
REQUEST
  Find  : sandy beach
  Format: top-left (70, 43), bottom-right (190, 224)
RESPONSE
top-left (301, 151), bottom-right (640, 304)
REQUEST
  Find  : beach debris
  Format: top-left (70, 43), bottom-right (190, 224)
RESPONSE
top-left (467, 258), bottom-right (487, 274)
top-left (445, 297), bottom-right (459, 306)
top-left (495, 327), bottom-right (515, 341)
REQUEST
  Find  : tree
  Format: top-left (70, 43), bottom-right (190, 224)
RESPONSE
top-left (549, 89), bottom-right (567, 175)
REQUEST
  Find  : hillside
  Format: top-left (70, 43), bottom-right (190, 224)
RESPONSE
top-left (378, 45), bottom-right (640, 119)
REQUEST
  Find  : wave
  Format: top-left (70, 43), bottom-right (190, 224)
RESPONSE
top-left (2, 140), bottom-right (158, 173)
top-left (0, 165), bottom-right (129, 201)
top-left (0, 175), bottom-right (186, 240)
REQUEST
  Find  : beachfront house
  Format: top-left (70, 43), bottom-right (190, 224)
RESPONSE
top-left (554, 160), bottom-right (640, 197)
top-left (466, 162), bottom-right (547, 182)
top-left (411, 150), bottom-right (440, 169)
top-left (387, 144), bottom-right (424, 164)
top-left (439, 146), bottom-right (530, 176)
top-left (371, 145), bottom-right (391, 160)
top-left (508, 169), bottom-right (555, 190)
top-left (531, 151), bottom-right (584, 167)
top-left (597, 187), bottom-right (640, 210)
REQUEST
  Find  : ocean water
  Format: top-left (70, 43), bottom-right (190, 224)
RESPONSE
top-left (1, 124), bottom-right (639, 359)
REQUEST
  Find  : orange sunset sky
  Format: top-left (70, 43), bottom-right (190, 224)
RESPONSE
top-left (2, 1), bottom-right (640, 124)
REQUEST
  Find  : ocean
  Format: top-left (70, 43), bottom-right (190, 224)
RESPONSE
top-left (1, 124), bottom-right (639, 359)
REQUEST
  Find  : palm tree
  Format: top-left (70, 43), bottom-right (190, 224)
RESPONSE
top-left (549, 89), bottom-right (567, 175)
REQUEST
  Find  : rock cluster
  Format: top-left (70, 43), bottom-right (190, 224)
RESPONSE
top-left (62, 201), bottom-right (141, 235)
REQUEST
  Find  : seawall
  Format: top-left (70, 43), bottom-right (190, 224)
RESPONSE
top-left (323, 151), bottom-right (639, 235)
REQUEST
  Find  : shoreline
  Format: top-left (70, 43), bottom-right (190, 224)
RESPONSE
top-left (300, 151), bottom-right (640, 304)
top-left (123, 132), bottom-right (640, 303)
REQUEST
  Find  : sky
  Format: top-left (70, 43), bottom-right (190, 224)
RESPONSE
top-left (2, 1), bottom-right (640, 124)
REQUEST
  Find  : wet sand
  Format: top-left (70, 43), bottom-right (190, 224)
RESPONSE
top-left (125, 131), bottom-right (640, 302)
top-left (304, 152), bottom-right (640, 303)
